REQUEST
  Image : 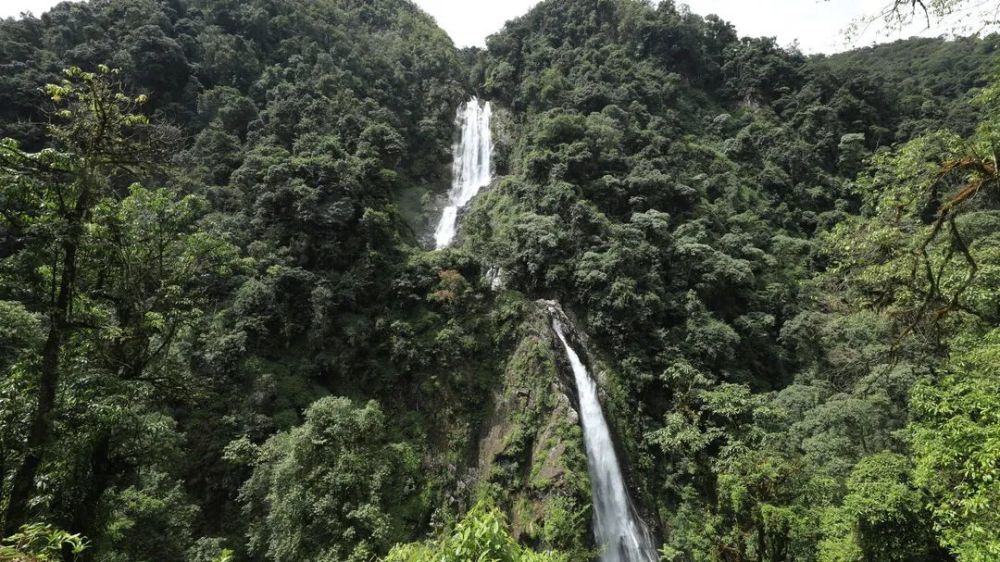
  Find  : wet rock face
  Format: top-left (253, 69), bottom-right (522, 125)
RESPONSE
top-left (474, 308), bottom-right (592, 553)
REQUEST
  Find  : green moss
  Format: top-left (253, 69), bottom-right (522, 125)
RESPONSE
top-left (469, 306), bottom-right (593, 552)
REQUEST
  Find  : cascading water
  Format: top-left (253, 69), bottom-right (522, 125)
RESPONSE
top-left (549, 306), bottom-right (657, 562)
top-left (433, 97), bottom-right (493, 249)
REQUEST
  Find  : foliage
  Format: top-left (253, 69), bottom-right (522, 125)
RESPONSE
top-left (240, 397), bottom-right (425, 562)
top-left (382, 500), bottom-right (567, 562)
top-left (0, 64), bottom-right (210, 549)
top-left (817, 453), bottom-right (938, 562)
top-left (468, 1), bottom-right (998, 561)
top-left (911, 330), bottom-right (1000, 561)
top-left (0, 523), bottom-right (88, 561)
top-left (0, 0), bottom-right (997, 561)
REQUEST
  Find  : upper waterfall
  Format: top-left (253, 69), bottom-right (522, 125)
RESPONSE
top-left (434, 97), bottom-right (493, 249)
top-left (548, 304), bottom-right (657, 562)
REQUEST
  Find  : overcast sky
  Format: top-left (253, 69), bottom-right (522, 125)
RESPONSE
top-left (0, 0), bottom-right (961, 54)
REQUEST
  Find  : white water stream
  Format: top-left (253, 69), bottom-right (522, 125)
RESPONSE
top-left (550, 310), bottom-right (657, 562)
top-left (433, 97), bottom-right (493, 249)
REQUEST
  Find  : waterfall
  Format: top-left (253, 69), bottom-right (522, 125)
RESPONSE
top-left (434, 97), bottom-right (493, 249)
top-left (548, 306), bottom-right (657, 562)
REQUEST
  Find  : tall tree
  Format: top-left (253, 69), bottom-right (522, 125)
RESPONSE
top-left (0, 66), bottom-right (168, 534)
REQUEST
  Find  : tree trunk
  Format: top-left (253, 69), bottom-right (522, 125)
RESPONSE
top-left (3, 206), bottom-right (84, 535)
top-left (63, 432), bottom-right (121, 562)
top-left (757, 522), bottom-right (766, 562)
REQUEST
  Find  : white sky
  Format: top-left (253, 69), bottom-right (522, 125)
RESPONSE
top-left (0, 0), bottom-right (967, 54)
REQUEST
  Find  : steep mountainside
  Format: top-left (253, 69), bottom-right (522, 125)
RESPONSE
top-left (0, 0), bottom-right (998, 561)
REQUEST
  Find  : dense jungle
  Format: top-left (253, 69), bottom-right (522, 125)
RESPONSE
top-left (1, 0), bottom-right (999, 561)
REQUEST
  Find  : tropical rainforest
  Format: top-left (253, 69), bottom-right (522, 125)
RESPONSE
top-left (0, 0), bottom-right (998, 561)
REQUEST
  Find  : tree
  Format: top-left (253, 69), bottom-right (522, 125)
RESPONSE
top-left (824, 73), bottom-right (1000, 339)
top-left (239, 397), bottom-right (425, 562)
top-left (0, 66), bottom-right (168, 534)
top-left (383, 500), bottom-right (568, 562)
top-left (911, 329), bottom-right (1000, 561)
top-left (818, 452), bottom-right (942, 562)
top-left (0, 523), bottom-right (87, 562)
top-left (834, 0), bottom-right (1000, 39)
top-left (879, 0), bottom-right (1000, 29)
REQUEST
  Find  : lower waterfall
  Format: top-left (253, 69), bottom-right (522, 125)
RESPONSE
top-left (548, 305), bottom-right (657, 562)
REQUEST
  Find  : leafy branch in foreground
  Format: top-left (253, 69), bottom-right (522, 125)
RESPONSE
top-left (0, 523), bottom-right (88, 561)
top-left (383, 500), bottom-right (568, 562)
top-left (906, 73), bottom-right (1000, 330)
top-left (825, 70), bottom-right (1000, 341)
top-left (837, 0), bottom-right (1000, 36)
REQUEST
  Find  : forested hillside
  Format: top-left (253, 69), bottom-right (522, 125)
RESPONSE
top-left (0, 1), bottom-right (998, 561)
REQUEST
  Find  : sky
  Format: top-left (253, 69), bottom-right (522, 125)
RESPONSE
top-left (0, 0), bottom-right (964, 54)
